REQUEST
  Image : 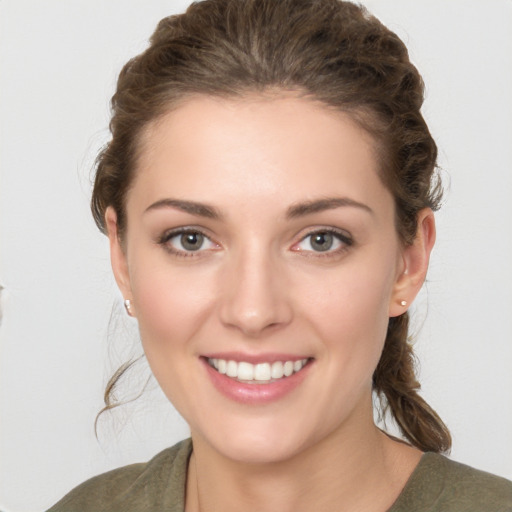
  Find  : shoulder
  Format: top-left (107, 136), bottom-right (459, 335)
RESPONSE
top-left (46, 438), bottom-right (192, 512)
top-left (391, 452), bottom-right (512, 512)
top-left (424, 453), bottom-right (512, 509)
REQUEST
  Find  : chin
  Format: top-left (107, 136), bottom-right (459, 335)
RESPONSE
top-left (197, 417), bottom-right (317, 465)
top-left (219, 436), bottom-right (304, 465)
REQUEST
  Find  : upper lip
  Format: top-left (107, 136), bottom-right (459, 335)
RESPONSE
top-left (201, 352), bottom-right (312, 365)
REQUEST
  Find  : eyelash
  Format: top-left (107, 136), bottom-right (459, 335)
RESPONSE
top-left (157, 227), bottom-right (353, 258)
top-left (291, 228), bottom-right (353, 258)
top-left (157, 228), bottom-right (219, 257)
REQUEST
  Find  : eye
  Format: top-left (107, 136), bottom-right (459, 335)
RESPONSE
top-left (292, 229), bottom-right (352, 254)
top-left (159, 229), bottom-right (218, 256)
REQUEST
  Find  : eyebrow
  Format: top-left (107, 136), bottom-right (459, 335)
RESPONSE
top-left (144, 198), bottom-right (222, 219)
top-left (286, 197), bottom-right (373, 219)
top-left (144, 196), bottom-right (373, 220)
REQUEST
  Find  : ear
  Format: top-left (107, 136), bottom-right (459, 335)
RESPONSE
top-left (105, 207), bottom-right (134, 313)
top-left (389, 208), bottom-right (436, 317)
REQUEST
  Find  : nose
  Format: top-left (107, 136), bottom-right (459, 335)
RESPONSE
top-left (218, 246), bottom-right (293, 337)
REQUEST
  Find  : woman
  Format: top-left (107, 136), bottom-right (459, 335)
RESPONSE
top-left (48, 0), bottom-right (512, 510)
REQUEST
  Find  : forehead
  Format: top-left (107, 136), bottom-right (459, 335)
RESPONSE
top-left (129, 94), bottom-right (391, 216)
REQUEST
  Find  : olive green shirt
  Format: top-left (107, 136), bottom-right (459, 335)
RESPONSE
top-left (48, 439), bottom-right (512, 511)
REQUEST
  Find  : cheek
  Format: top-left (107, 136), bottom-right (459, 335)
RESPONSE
top-left (301, 256), bottom-right (396, 373)
top-left (130, 259), bottom-right (217, 355)
top-left (129, 261), bottom-right (219, 415)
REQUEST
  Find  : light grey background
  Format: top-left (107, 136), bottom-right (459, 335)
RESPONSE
top-left (1, 1), bottom-right (511, 510)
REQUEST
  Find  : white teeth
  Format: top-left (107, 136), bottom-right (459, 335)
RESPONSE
top-left (271, 361), bottom-right (284, 379)
top-left (208, 358), bottom-right (309, 382)
top-left (283, 361), bottom-right (294, 377)
top-left (226, 360), bottom-right (238, 378)
top-left (237, 362), bottom-right (254, 380)
top-left (254, 363), bottom-right (271, 381)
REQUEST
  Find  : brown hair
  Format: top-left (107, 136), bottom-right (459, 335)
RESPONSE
top-left (93, 0), bottom-right (450, 452)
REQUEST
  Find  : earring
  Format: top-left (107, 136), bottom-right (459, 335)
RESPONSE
top-left (400, 300), bottom-right (407, 307)
top-left (124, 299), bottom-right (134, 317)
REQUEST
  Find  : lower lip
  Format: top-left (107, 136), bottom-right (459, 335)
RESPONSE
top-left (202, 358), bottom-right (312, 405)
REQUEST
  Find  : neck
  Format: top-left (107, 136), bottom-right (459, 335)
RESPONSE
top-left (185, 406), bottom-right (421, 512)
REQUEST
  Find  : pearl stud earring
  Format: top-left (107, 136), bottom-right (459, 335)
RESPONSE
top-left (124, 299), bottom-right (134, 317)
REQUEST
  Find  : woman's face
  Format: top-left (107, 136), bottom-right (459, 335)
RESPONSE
top-left (109, 94), bottom-right (426, 463)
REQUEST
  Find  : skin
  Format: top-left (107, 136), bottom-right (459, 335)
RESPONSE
top-left (106, 94), bottom-right (435, 512)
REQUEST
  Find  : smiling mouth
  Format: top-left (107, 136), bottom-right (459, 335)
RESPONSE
top-left (207, 358), bottom-right (311, 384)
